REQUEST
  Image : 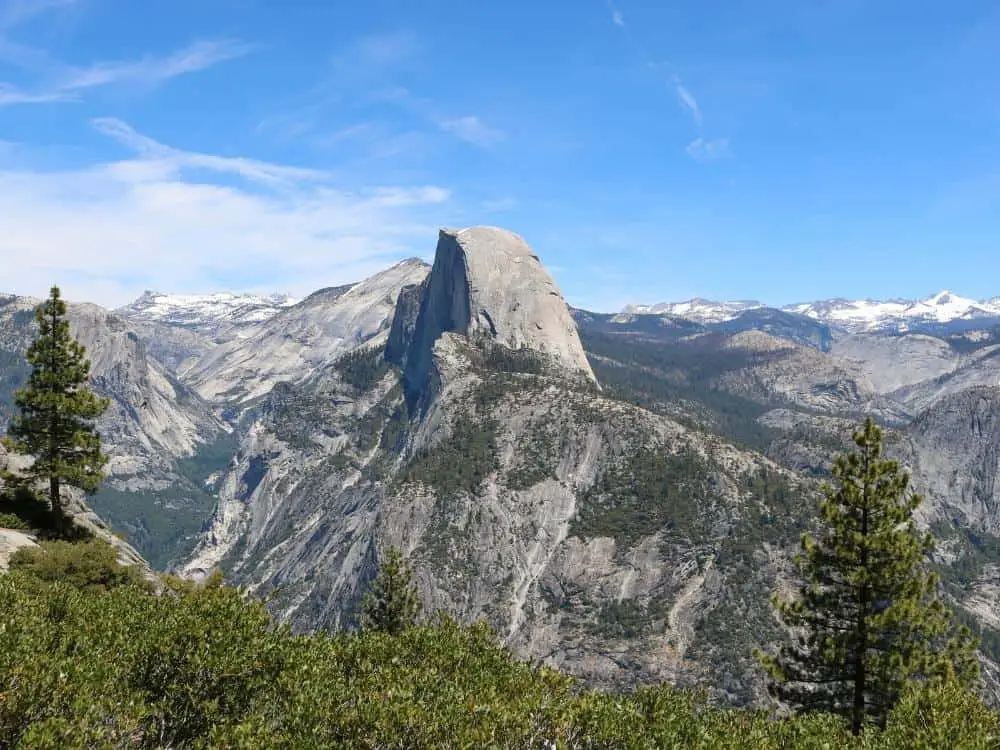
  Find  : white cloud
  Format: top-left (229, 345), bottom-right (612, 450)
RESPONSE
top-left (0, 123), bottom-right (453, 306)
top-left (92, 117), bottom-right (329, 185)
top-left (439, 115), bottom-right (504, 147)
top-left (0, 38), bottom-right (253, 107)
top-left (606, 0), bottom-right (625, 27)
top-left (0, 80), bottom-right (71, 104)
top-left (59, 39), bottom-right (253, 91)
top-left (0, 0), bottom-right (76, 29)
top-left (686, 137), bottom-right (731, 162)
top-left (672, 76), bottom-right (702, 125)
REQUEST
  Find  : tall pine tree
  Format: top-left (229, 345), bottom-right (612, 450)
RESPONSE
top-left (360, 547), bottom-right (422, 635)
top-left (5, 286), bottom-right (110, 536)
top-left (756, 417), bottom-right (979, 735)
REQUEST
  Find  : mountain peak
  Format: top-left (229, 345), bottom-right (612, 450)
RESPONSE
top-left (393, 225), bottom-right (595, 401)
top-left (116, 290), bottom-right (300, 333)
top-left (622, 291), bottom-right (1000, 332)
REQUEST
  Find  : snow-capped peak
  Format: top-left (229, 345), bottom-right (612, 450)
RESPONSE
top-left (622, 290), bottom-right (1000, 332)
top-left (116, 290), bottom-right (299, 332)
top-left (622, 297), bottom-right (765, 324)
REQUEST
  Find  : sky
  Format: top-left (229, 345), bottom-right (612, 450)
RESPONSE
top-left (0, 0), bottom-right (997, 312)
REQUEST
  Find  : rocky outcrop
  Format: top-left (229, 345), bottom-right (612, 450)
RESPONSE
top-left (905, 386), bottom-right (1000, 531)
top-left (0, 443), bottom-right (155, 581)
top-left (712, 331), bottom-right (909, 422)
top-left (0, 529), bottom-right (37, 571)
top-left (181, 262), bottom-right (428, 406)
top-left (395, 227), bottom-right (595, 403)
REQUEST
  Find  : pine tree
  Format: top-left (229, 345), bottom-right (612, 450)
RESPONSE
top-left (5, 286), bottom-right (110, 536)
top-left (360, 547), bottom-right (422, 635)
top-left (756, 417), bottom-right (979, 735)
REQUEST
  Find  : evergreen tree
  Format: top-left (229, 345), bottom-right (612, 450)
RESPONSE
top-left (5, 286), bottom-right (110, 536)
top-left (756, 417), bottom-right (979, 735)
top-left (361, 547), bottom-right (422, 635)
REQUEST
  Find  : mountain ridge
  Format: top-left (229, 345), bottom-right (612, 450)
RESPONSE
top-left (625, 290), bottom-right (1000, 333)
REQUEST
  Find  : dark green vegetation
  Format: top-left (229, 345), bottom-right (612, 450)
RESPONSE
top-left (580, 329), bottom-right (780, 452)
top-left (331, 343), bottom-right (392, 392)
top-left (90, 433), bottom-right (238, 570)
top-left (5, 286), bottom-right (110, 536)
top-left (9, 539), bottom-right (152, 593)
top-left (2, 540), bottom-right (999, 748)
top-left (360, 547), bottom-right (423, 635)
top-left (757, 419), bottom-right (979, 735)
top-left (572, 445), bottom-right (716, 544)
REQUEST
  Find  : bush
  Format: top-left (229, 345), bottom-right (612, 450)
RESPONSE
top-left (0, 511), bottom-right (30, 530)
top-left (0, 566), bottom-right (999, 748)
top-left (8, 539), bottom-right (152, 593)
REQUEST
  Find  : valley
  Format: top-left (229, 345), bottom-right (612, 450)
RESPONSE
top-left (2, 227), bottom-right (999, 705)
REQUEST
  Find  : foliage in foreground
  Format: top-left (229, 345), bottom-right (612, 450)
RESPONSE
top-left (0, 560), bottom-right (998, 749)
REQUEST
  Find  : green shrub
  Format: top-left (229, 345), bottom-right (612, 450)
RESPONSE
top-left (0, 511), bottom-right (30, 530)
top-left (8, 539), bottom-right (152, 593)
top-left (0, 566), bottom-right (998, 748)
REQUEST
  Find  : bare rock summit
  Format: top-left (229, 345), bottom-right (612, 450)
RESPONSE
top-left (392, 226), bottom-right (595, 398)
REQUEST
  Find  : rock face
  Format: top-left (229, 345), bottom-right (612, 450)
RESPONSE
top-left (181, 228), bottom-right (803, 704)
top-left (0, 297), bottom-right (223, 480)
top-left (180, 260), bottom-right (429, 406)
top-left (0, 295), bottom-right (228, 568)
top-left (905, 386), bottom-right (1000, 532)
top-left (395, 227), bottom-right (595, 402)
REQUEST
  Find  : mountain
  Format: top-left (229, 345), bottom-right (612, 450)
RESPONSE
top-left (115, 290), bottom-right (299, 339)
top-left (624, 291), bottom-right (1000, 334)
top-left (178, 227), bottom-right (813, 701)
top-left (0, 295), bottom-right (227, 569)
top-left (5, 234), bottom-right (1000, 705)
top-left (179, 260), bottom-right (429, 408)
top-left (622, 298), bottom-right (765, 323)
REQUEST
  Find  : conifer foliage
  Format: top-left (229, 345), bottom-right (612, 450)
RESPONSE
top-left (756, 417), bottom-right (979, 735)
top-left (360, 547), bottom-right (422, 635)
top-left (5, 286), bottom-right (110, 536)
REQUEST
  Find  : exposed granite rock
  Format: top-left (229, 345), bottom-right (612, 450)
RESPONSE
top-left (0, 529), bottom-right (37, 571)
top-left (0, 296), bottom-right (225, 483)
top-left (0, 442), bottom-right (156, 581)
top-left (396, 227), bottom-right (595, 403)
top-left (905, 386), bottom-right (1000, 531)
top-left (182, 261), bottom-right (429, 407)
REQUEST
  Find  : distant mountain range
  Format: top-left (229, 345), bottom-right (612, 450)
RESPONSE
top-left (116, 290), bottom-right (300, 335)
top-left (623, 291), bottom-right (1000, 333)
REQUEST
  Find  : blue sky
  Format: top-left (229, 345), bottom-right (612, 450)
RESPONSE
top-left (0, 0), bottom-right (997, 311)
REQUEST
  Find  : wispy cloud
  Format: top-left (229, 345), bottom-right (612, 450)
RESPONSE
top-left (60, 39), bottom-right (254, 90)
top-left (0, 38), bottom-right (253, 107)
top-left (439, 115), bottom-right (504, 147)
top-left (671, 75), bottom-right (702, 125)
top-left (0, 80), bottom-right (71, 104)
top-left (93, 118), bottom-right (330, 185)
top-left (0, 125), bottom-right (453, 305)
top-left (0, 0), bottom-right (76, 29)
top-left (330, 30), bottom-right (421, 81)
top-left (607, 0), bottom-right (626, 27)
top-left (481, 197), bottom-right (518, 212)
top-left (606, 3), bottom-right (709, 133)
top-left (686, 137), bottom-right (730, 162)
